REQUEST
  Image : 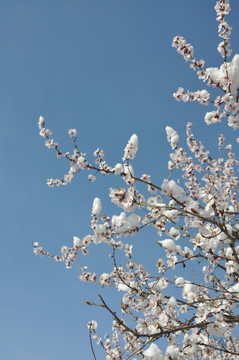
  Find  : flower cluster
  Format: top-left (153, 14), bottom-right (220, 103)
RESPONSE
top-left (215, 0), bottom-right (232, 58)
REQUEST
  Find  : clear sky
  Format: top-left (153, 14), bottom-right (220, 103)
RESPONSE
top-left (1, 1), bottom-right (239, 359)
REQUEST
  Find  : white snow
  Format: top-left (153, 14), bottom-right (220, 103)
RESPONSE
top-left (112, 212), bottom-right (140, 235)
top-left (73, 236), bottom-right (82, 247)
top-left (123, 134), bottom-right (138, 160)
top-left (92, 197), bottom-right (102, 216)
top-left (161, 180), bottom-right (185, 201)
top-left (159, 239), bottom-right (182, 254)
top-left (166, 345), bottom-right (180, 358)
top-left (166, 126), bottom-right (179, 149)
top-left (228, 282), bottom-right (239, 296)
top-left (206, 54), bottom-right (239, 94)
top-left (144, 343), bottom-right (166, 360)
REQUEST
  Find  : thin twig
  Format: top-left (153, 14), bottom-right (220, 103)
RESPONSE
top-left (89, 330), bottom-right (97, 360)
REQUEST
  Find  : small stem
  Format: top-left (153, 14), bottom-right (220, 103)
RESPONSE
top-left (89, 330), bottom-right (97, 360)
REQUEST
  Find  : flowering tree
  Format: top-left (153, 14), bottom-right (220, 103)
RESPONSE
top-left (33, 1), bottom-right (239, 359)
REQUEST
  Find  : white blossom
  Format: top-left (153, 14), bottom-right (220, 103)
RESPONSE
top-left (68, 128), bottom-right (77, 138)
top-left (87, 320), bottom-right (98, 331)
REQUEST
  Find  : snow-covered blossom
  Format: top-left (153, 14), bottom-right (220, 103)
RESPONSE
top-left (158, 239), bottom-right (179, 253)
top-left (112, 163), bottom-right (123, 174)
top-left (92, 197), bottom-right (102, 217)
top-left (206, 54), bottom-right (239, 94)
top-left (144, 344), bottom-right (166, 360)
top-left (161, 180), bottom-right (185, 201)
top-left (166, 345), bottom-right (180, 358)
top-left (225, 260), bottom-right (239, 274)
top-left (228, 282), bottom-right (239, 296)
top-left (198, 89), bottom-right (210, 104)
top-left (123, 164), bottom-right (135, 184)
top-left (73, 236), bottom-right (82, 247)
top-left (165, 126), bottom-right (179, 150)
top-left (168, 227), bottom-right (180, 240)
top-left (182, 283), bottom-right (198, 302)
top-left (122, 134), bottom-right (138, 160)
top-left (175, 277), bottom-right (185, 287)
top-left (38, 115), bottom-right (45, 129)
top-left (100, 273), bottom-right (111, 286)
top-left (112, 212), bottom-right (140, 236)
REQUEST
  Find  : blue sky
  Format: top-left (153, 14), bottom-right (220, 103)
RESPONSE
top-left (1, 1), bottom-right (239, 359)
